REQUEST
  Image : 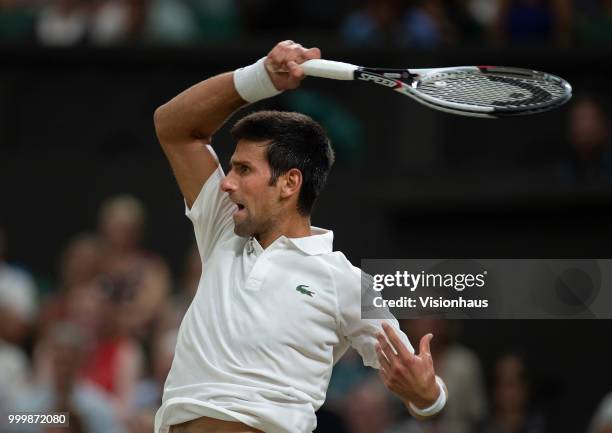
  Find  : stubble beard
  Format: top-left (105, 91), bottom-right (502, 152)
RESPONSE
top-left (233, 219), bottom-right (254, 238)
top-left (233, 213), bottom-right (276, 240)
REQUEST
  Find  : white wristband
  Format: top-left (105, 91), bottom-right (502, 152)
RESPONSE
top-left (408, 376), bottom-right (447, 417)
top-left (233, 57), bottom-right (282, 103)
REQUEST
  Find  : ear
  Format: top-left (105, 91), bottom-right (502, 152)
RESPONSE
top-left (279, 168), bottom-right (303, 199)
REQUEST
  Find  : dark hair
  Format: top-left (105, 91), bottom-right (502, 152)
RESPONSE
top-left (230, 110), bottom-right (335, 216)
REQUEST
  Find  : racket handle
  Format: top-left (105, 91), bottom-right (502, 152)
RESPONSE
top-left (301, 59), bottom-right (358, 80)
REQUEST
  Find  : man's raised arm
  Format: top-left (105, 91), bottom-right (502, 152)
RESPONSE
top-left (154, 72), bottom-right (242, 207)
top-left (153, 41), bottom-right (321, 207)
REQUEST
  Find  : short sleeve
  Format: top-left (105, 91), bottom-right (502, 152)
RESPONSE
top-left (333, 255), bottom-right (415, 368)
top-left (184, 145), bottom-right (235, 263)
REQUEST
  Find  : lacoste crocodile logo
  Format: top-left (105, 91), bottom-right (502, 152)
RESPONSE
top-left (296, 285), bottom-right (314, 297)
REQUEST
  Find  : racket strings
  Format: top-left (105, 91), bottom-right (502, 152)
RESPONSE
top-left (416, 73), bottom-right (567, 108)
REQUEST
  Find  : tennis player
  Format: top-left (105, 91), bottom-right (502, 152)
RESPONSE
top-left (153, 40), bottom-right (447, 433)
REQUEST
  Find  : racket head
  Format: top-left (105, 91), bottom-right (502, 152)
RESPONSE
top-left (402, 66), bottom-right (572, 118)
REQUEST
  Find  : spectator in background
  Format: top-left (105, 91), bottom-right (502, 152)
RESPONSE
top-left (398, 319), bottom-right (486, 433)
top-left (0, 0), bottom-right (36, 42)
top-left (90, 0), bottom-right (240, 46)
top-left (89, 0), bottom-right (128, 44)
top-left (494, 0), bottom-right (572, 46)
top-left (73, 194), bottom-right (170, 421)
top-left (466, 0), bottom-right (501, 32)
top-left (145, 0), bottom-right (197, 44)
top-left (33, 232), bottom-right (140, 422)
top-left (588, 392), bottom-right (612, 433)
top-left (0, 223), bottom-right (38, 347)
top-left (0, 240), bottom-right (34, 432)
top-left (341, 0), bottom-right (466, 48)
top-left (38, 233), bottom-right (106, 340)
top-left (477, 353), bottom-right (546, 433)
top-left (98, 194), bottom-right (148, 272)
top-left (36, 0), bottom-right (88, 46)
top-left (0, 224), bottom-right (31, 427)
top-left (77, 295), bottom-right (145, 424)
top-left (12, 322), bottom-right (125, 433)
top-left (341, 0), bottom-right (408, 47)
top-left (559, 94), bottom-right (612, 185)
top-left (0, 337), bottom-right (30, 426)
top-left (97, 194), bottom-right (170, 338)
top-left (89, 0), bottom-right (149, 45)
top-left (401, 0), bottom-right (457, 48)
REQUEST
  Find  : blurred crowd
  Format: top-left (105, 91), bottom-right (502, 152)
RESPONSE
top-left (0, 194), bottom-right (184, 433)
top-left (1, 157), bottom-right (612, 433)
top-left (0, 0), bottom-right (612, 48)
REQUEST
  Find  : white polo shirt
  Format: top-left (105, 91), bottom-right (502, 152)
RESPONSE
top-left (154, 147), bottom-right (414, 433)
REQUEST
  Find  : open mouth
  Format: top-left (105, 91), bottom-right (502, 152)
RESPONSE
top-left (234, 202), bottom-right (246, 216)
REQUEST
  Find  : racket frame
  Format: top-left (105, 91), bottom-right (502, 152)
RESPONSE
top-left (300, 59), bottom-right (572, 118)
top-left (357, 66), bottom-right (572, 118)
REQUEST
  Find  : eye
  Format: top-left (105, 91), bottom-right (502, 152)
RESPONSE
top-left (228, 162), bottom-right (251, 175)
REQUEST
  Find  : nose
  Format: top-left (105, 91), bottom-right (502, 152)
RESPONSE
top-left (220, 173), bottom-right (236, 193)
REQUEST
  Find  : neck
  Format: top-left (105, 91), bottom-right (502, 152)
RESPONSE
top-left (256, 213), bottom-right (312, 249)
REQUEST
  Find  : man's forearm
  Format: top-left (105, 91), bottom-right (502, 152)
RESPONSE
top-left (153, 72), bottom-right (245, 146)
top-left (154, 41), bottom-right (321, 146)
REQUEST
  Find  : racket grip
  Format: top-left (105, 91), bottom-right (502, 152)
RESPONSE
top-left (301, 59), bottom-right (358, 80)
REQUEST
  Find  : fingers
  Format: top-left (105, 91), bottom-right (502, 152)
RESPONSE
top-left (376, 342), bottom-right (392, 372)
top-left (268, 40), bottom-right (321, 72)
top-left (377, 331), bottom-right (397, 362)
top-left (303, 47), bottom-right (321, 60)
top-left (287, 60), bottom-right (304, 79)
top-left (382, 322), bottom-right (412, 359)
top-left (419, 333), bottom-right (434, 356)
top-left (378, 365), bottom-right (389, 385)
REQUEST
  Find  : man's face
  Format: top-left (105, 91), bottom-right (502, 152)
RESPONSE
top-left (221, 139), bottom-right (282, 237)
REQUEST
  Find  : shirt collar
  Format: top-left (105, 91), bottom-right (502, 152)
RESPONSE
top-left (286, 226), bottom-right (334, 256)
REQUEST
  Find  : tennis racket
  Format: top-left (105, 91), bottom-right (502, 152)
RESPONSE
top-left (300, 59), bottom-right (572, 118)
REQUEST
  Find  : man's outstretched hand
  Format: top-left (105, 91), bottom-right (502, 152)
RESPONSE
top-left (264, 40), bottom-right (321, 91)
top-left (376, 322), bottom-right (442, 417)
